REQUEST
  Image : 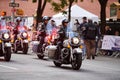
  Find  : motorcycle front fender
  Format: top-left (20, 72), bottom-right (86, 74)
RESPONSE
top-left (23, 40), bottom-right (29, 43)
top-left (5, 42), bottom-right (12, 47)
top-left (73, 48), bottom-right (83, 54)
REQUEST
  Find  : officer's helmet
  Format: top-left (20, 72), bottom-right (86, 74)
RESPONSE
top-left (62, 19), bottom-right (68, 25)
top-left (42, 16), bottom-right (49, 22)
top-left (16, 17), bottom-right (21, 22)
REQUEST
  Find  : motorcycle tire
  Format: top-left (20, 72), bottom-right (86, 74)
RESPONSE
top-left (53, 61), bottom-right (62, 67)
top-left (13, 48), bottom-right (17, 53)
top-left (23, 43), bottom-right (28, 54)
top-left (37, 54), bottom-right (44, 59)
top-left (13, 44), bottom-right (17, 53)
top-left (0, 50), bottom-right (3, 56)
top-left (4, 47), bottom-right (11, 61)
top-left (71, 54), bottom-right (82, 70)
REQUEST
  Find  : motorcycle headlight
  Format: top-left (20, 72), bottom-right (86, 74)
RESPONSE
top-left (72, 37), bottom-right (80, 45)
top-left (22, 32), bottom-right (27, 37)
top-left (4, 33), bottom-right (10, 39)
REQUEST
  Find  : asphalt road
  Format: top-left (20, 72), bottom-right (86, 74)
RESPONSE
top-left (0, 51), bottom-right (120, 80)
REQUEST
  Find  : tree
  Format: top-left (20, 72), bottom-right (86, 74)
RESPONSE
top-left (32, 0), bottom-right (52, 30)
top-left (51, 0), bottom-right (77, 22)
top-left (52, 0), bottom-right (93, 22)
top-left (98, 0), bottom-right (108, 34)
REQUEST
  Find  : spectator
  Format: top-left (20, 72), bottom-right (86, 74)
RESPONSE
top-left (104, 26), bottom-right (113, 56)
top-left (114, 30), bottom-right (119, 36)
top-left (74, 19), bottom-right (80, 30)
top-left (104, 26), bottom-right (112, 35)
top-left (94, 22), bottom-right (101, 55)
top-left (84, 19), bottom-right (98, 59)
top-left (77, 16), bottom-right (87, 38)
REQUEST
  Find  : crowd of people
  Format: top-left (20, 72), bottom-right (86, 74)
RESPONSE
top-left (73, 17), bottom-right (120, 58)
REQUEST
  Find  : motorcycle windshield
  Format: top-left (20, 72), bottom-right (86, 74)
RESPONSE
top-left (0, 29), bottom-right (10, 35)
top-left (46, 22), bottom-right (53, 35)
top-left (18, 21), bottom-right (27, 33)
top-left (0, 20), bottom-right (10, 34)
top-left (66, 22), bottom-right (79, 39)
top-left (18, 26), bottom-right (26, 33)
top-left (0, 20), bottom-right (7, 30)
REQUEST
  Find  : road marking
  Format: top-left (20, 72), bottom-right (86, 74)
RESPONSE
top-left (0, 65), bottom-right (18, 70)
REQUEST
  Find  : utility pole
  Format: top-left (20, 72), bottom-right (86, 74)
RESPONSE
top-left (11, 0), bottom-right (15, 22)
top-left (9, 0), bottom-right (19, 22)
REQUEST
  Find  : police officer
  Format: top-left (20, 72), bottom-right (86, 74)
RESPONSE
top-left (37, 16), bottom-right (49, 52)
top-left (58, 19), bottom-right (68, 41)
top-left (54, 19), bottom-right (69, 60)
top-left (13, 17), bottom-right (22, 42)
top-left (37, 16), bottom-right (49, 37)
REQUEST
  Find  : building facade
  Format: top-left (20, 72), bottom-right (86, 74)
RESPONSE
top-left (0, 0), bottom-right (118, 18)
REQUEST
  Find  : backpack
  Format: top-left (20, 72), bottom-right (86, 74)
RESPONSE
top-left (85, 24), bottom-right (97, 39)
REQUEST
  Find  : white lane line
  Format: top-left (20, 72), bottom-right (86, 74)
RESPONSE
top-left (0, 65), bottom-right (18, 70)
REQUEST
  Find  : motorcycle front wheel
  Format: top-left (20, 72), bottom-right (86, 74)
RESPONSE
top-left (4, 47), bottom-right (11, 61)
top-left (23, 43), bottom-right (28, 54)
top-left (53, 61), bottom-right (62, 67)
top-left (71, 54), bottom-right (82, 70)
top-left (37, 54), bottom-right (44, 59)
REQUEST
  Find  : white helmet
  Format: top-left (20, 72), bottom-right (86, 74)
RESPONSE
top-left (0, 16), bottom-right (5, 20)
top-left (16, 17), bottom-right (21, 22)
top-left (42, 16), bottom-right (49, 21)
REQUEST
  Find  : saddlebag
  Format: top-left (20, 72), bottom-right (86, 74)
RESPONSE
top-left (45, 45), bottom-right (57, 59)
top-left (32, 41), bottom-right (39, 53)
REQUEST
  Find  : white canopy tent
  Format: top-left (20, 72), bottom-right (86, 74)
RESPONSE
top-left (52, 4), bottom-right (99, 26)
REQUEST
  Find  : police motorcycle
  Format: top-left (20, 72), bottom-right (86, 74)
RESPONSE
top-left (13, 21), bottom-right (29, 54)
top-left (32, 21), bottom-right (58, 59)
top-left (46, 22), bottom-right (84, 70)
top-left (0, 18), bottom-right (12, 61)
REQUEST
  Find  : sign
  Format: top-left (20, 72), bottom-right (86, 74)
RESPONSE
top-left (16, 9), bottom-right (24, 15)
top-left (9, 2), bottom-right (19, 7)
top-left (101, 35), bottom-right (120, 50)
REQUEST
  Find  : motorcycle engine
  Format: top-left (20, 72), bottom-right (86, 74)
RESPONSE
top-left (61, 48), bottom-right (70, 59)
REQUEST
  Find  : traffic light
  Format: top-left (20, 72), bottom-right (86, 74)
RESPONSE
top-left (1, 11), bottom-right (6, 16)
top-left (32, 0), bottom-right (37, 3)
